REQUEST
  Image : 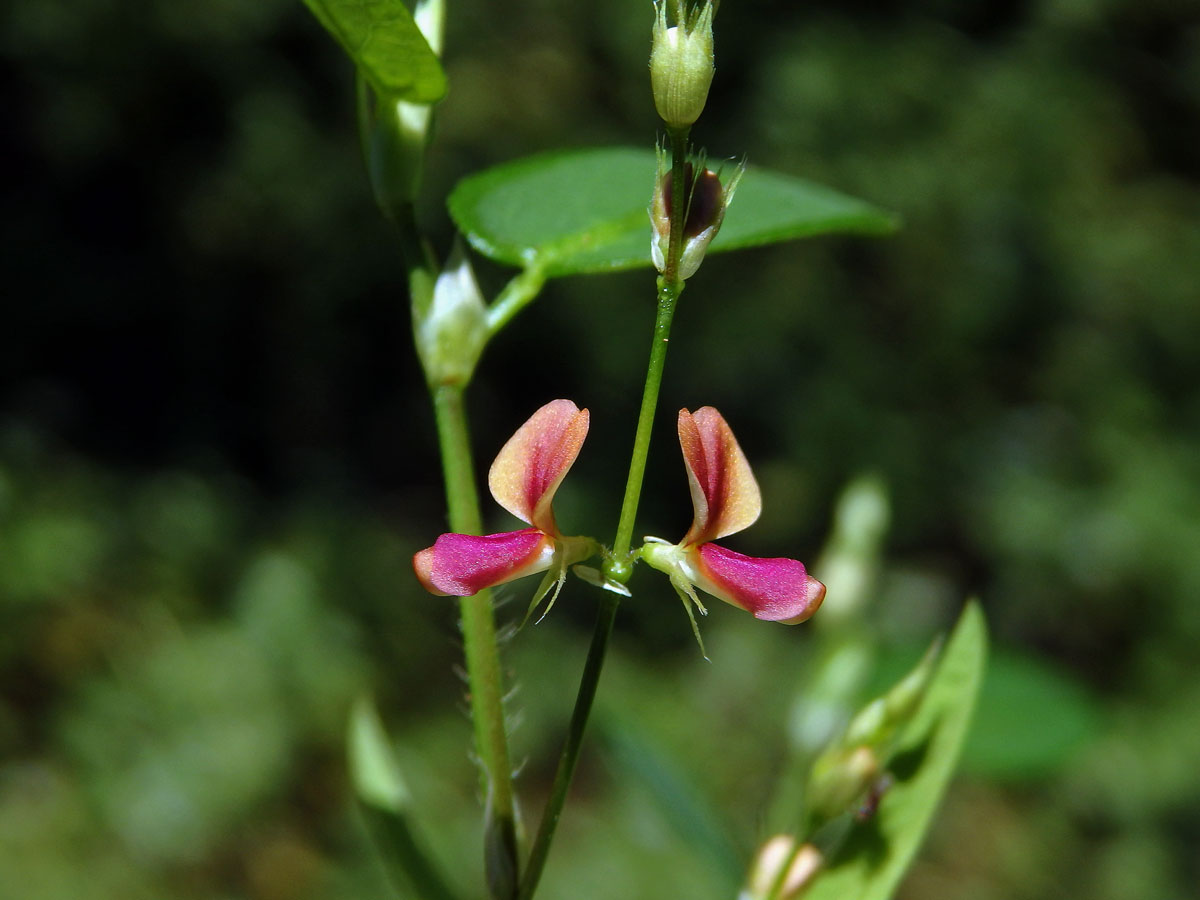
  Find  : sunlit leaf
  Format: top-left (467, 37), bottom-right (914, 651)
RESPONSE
top-left (805, 602), bottom-right (987, 900)
top-left (447, 147), bottom-right (898, 277)
top-left (300, 0), bottom-right (446, 103)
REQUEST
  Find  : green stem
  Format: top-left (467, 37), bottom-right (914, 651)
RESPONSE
top-left (518, 128), bottom-right (693, 899)
top-left (610, 276), bottom-right (684, 562)
top-left (487, 265), bottom-right (549, 338)
top-left (357, 73), bottom-right (437, 276)
top-left (663, 126), bottom-right (690, 286)
top-left (431, 384), bottom-right (518, 886)
top-left (516, 592), bottom-right (620, 900)
top-left (610, 126), bottom-right (690, 565)
top-left (432, 384), bottom-right (483, 532)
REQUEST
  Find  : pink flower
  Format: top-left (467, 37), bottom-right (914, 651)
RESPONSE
top-left (642, 407), bottom-right (825, 638)
top-left (413, 399), bottom-right (598, 617)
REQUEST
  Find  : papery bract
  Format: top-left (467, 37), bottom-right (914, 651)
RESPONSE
top-left (650, 152), bottom-right (744, 280)
top-left (649, 0), bottom-right (715, 129)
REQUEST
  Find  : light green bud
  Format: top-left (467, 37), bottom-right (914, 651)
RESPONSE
top-left (845, 638), bottom-right (942, 750)
top-left (806, 745), bottom-right (881, 825)
top-left (413, 242), bottom-right (488, 387)
top-left (650, 0), bottom-right (715, 129)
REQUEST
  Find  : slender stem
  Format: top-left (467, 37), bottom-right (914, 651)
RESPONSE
top-left (431, 384), bottom-right (518, 881)
top-left (395, 200), bottom-right (438, 278)
top-left (357, 73), bottom-right (437, 276)
top-left (486, 265), bottom-right (548, 338)
top-left (663, 126), bottom-right (690, 286)
top-left (610, 276), bottom-right (684, 562)
top-left (517, 128), bottom-right (694, 899)
top-left (432, 384), bottom-right (483, 532)
top-left (610, 127), bottom-right (690, 565)
top-left (516, 592), bottom-right (620, 900)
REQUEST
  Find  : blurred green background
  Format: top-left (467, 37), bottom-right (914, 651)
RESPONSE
top-left (2, 0), bottom-right (1199, 897)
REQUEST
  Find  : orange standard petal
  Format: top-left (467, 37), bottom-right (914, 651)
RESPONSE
top-left (488, 399), bottom-right (590, 536)
top-left (678, 407), bottom-right (762, 546)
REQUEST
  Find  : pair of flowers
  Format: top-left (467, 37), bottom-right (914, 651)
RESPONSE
top-left (414, 399), bottom-right (825, 632)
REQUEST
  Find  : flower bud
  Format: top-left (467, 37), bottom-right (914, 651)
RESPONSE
top-left (744, 836), bottom-right (822, 900)
top-left (803, 637), bottom-right (941, 827)
top-left (650, 151), bottom-right (744, 280)
top-left (413, 242), bottom-right (488, 387)
top-left (650, 0), bottom-right (715, 129)
top-left (844, 638), bottom-right (940, 749)
top-left (806, 744), bottom-right (881, 825)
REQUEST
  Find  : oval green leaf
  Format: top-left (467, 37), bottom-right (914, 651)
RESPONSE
top-left (301, 0), bottom-right (446, 103)
top-left (447, 147), bottom-right (898, 277)
top-left (805, 602), bottom-right (987, 900)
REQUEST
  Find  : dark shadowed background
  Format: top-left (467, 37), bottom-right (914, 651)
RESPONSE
top-left (2, 0), bottom-right (1198, 897)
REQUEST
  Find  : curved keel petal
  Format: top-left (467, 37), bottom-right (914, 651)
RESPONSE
top-left (693, 543), bottom-right (826, 624)
top-left (414, 528), bottom-right (556, 597)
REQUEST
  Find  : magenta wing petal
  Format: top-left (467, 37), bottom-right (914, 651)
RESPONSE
top-left (413, 528), bottom-right (555, 597)
top-left (693, 542), bottom-right (826, 623)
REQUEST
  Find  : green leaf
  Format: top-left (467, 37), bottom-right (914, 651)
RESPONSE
top-left (447, 147), bottom-right (898, 277)
top-left (805, 602), bottom-right (987, 900)
top-left (348, 694), bottom-right (411, 813)
top-left (346, 696), bottom-right (462, 900)
top-left (301, 0), bottom-right (446, 103)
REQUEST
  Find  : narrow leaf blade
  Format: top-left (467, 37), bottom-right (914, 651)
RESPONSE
top-left (348, 694), bottom-right (410, 813)
top-left (347, 696), bottom-right (462, 900)
top-left (447, 147), bottom-right (898, 277)
top-left (301, 0), bottom-right (446, 103)
top-left (805, 602), bottom-right (988, 900)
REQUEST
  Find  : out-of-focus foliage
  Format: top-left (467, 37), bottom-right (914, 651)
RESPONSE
top-left (806, 603), bottom-right (987, 900)
top-left (299, 0), bottom-right (446, 102)
top-left (3, 0), bottom-right (1199, 898)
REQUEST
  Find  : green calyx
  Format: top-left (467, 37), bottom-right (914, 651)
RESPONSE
top-left (649, 0), bottom-right (715, 129)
